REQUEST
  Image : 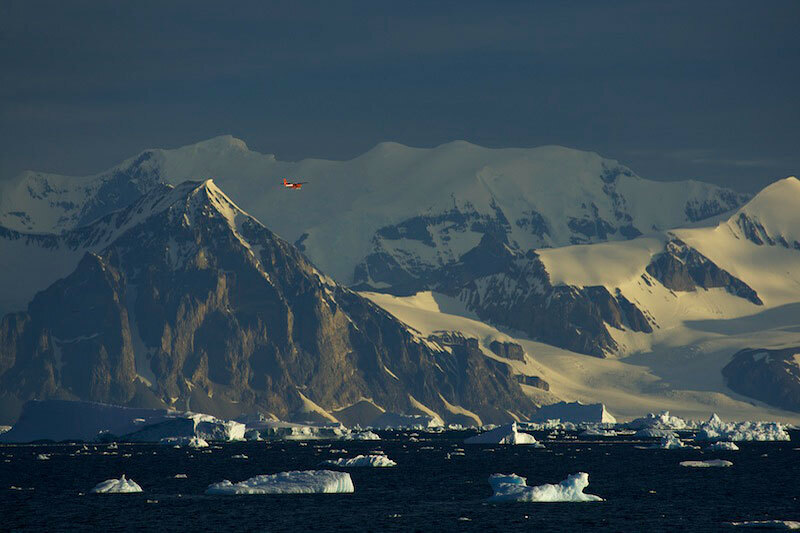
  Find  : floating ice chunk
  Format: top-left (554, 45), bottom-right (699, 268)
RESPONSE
top-left (369, 412), bottom-right (442, 430)
top-left (706, 441), bottom-right (740, 451)
top-left (488, 472), bottom-right (603, 502)
top-left (205, 470), bottom-right (354, 495)
top-left (36, 454), bottom-right (50, 460)
top-left (321, 454), bottom-right (397, 467)
top-left (627, 411), bottom-right (687, 430)
top-left (465, 422), bottom-right (544, 446)
top-left (580, 428), bottom-right (618, 438)
top-left (696, 414), bottom-right (790, 442)
top-left (680, 459), bottom-right (733, 468)
top-left (729, 520), bottom-right (800, 529)
top-left (231, 454), bottom-right (248, 459)
top-left (635, 428), bottom-right (678, 438)
top-left (342, 431), bottom-right (380, 441)
top-left (650, 435), bottom-right (696, 449)
top-left (174, 474), bottom-right (188, 479)
top-left (90, 475), bottom-right (143, 494)
top-left (160, 436), bottom-right (209, 448)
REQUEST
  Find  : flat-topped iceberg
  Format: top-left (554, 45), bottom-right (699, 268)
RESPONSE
top-left (241, 416), bottom-right (377, 442)
top-left (465, 422), bottom-right (544, 446)
top-left (205, 470), bottom-right (354, 495)
top-left (627, 411), bottom-right (687, 430)
top-left (706, 441), bottom-right (739, 451)
top-left (320, 454), bottom-right (397, 468)
top-left (680, 459), bottom-right (733, 468)
top-left (488, 472), bottom-right (603, 502)
top-left (530, 402), bottom-right (616, 424)
top-left (729, 520), bottom-right (800, 530)
top-left (90, 475), bottom-right (142, 494)
top-left (696, 414), bottom-right (790, 442)
top-left (580, 428), bottom-right (618, 438)
top-left (368, 412), bottom-right (443, 430)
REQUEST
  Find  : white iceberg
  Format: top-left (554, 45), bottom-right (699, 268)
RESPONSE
top-left (680, 459), bottom-right (733, 468)
top-left (0, 400), bottom-right (245, 443)
top-left (696, 414), bottom-right (790, 442)
top-left (627, 411), bottom-right (687, 430)
top-left (159, 436), bottom-right (208, 448)
top-left (465, 422), bottom-right (544, 446)
top-left (320, 454), bottom-right (397, 467)
top-left (580, 428), bottom-right (618, 438)
top-left (706, 441), bottom-right (740, 451)
top-left (488, 472), bottom-right (603, 502)
top-left (635, 428), bottom-right (678, 438)
top-left (342, 430), bottom-right (381, 441)
top-left (90, 475), bottom-right (143, 494)
top-left (36, 454), bottom-right (50, 460)
top-left (205, 470), bottom-right (354, 495)
top-left (650, 435), bottom-right (696, 449)
top-left (369, 412), bottom-right (442, 430)
top-left (729, 521), bottom-right (800, 530)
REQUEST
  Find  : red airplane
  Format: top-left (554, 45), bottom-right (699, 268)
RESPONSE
top-left (283, 178), bottom-right (307, 189)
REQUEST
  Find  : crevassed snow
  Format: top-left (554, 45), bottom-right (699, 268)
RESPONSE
top-left (488, 472), bottom-right (603, 502)
top-left (205, 470), bottom-right (354, 495)
top-left (465, 422), bottom-right (543, 446)
top-left (695, 414), bottom-right (790, 442)
top-left (320, 454), bottom-right (397, 468)
top-left (679, 459), bottom-right (733, 468)
top-left (90, 475), bottom-right (142, 494)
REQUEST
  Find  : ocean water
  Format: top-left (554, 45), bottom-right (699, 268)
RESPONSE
top-left (1, 430), bottom-right (798, 532)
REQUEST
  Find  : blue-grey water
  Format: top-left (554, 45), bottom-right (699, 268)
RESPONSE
top-left (2, 430), bottom-right (798, 532)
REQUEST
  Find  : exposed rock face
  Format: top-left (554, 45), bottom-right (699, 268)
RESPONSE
top-left (489, 340), bottom-right (526, 362)
top-left (461, 252), bottom-right (652, 357)
top-left (517, 375), bottom-right (549, 391)
top-left (723, 347), bottom-right (800, 412)
top-left (645, 239), bottom-right (762, 305)
top-left (0, 181), bottom-right (534, 424)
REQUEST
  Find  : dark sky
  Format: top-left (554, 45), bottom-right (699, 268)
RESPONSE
top-left (1, 0), bottom-right (798, 192)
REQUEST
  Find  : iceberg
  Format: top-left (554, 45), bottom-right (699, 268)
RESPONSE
top-left (680, 459), bottom-right (733, 468)
top-left (368, 412), bottom-right (442, 430)
top-left (160, 436), bottom-right (209, 448)
top-left (706, 441), bottom-right (739, 451)
top-left (90, 475), bottom-right (143, 494)
top-left (0, 400), bottom-right (244, 443)
top-left (729, 521), bottom-right (800, 530)
top-left (488, 472), bottom-right (603, 502)
top-left (465, 422), bottom-right (544, 446)
top-left (635, 428), bottom-right (678, 438)
top-left (241, 417), bottom-right (374, 441)
top-left (627, 411), bottom-right (687, 430)
top-left (696, 414), bottom-right (790, 442)
top-left (320, 454), bottom-right (397, 468)
top-left (529, 402), bottom-right (616, 424)
top-left (580, 428), bottom-right (618, 438)
top-left (205, 470), bottom-right (354, 495)
top-left (650, 435), bottom-right (696, 449)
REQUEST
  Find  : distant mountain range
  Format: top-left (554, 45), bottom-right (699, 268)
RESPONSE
top-left (0, 137), bottom-right (798, 422)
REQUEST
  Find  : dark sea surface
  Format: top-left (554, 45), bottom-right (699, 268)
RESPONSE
top-left (1, 430), bottom-right (798, 532)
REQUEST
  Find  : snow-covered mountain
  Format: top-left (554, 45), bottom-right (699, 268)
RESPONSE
top-left (0, 136), bottom-right (749, 288)
top-left (0, 179), bottom-right (533, 424)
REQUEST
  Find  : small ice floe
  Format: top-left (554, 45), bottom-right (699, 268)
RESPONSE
top-left (649, 435), bottom-right (697, 450)
top-left (696, 414), bottom-right (790, 442)
top-left (36, 454), bottom-right (50, 461)
top-left (205, 470), bottom-right (354, 494)
top-left (679, 459), bottom-right (733, 468)
top-left (320, 454), bottom-right (397, 467)
top-left (635, 429), bottom-right (678, 439)
top-left (174, 474), bottom-right (188, 479)
top-left (160, 436), bottom-right (209, 448)
top-left (231, 454), bottom-right (248, 459)
top-left (488, 472), bottom-right (603, 502)
top-left (706, 441), bottom-right (739, 452)
top-left (90, 475), bottom-right (143, 494)
top-left (464, 422), bottom-right (543, 446)
top-left (728, 520), bottom-right (800, 529)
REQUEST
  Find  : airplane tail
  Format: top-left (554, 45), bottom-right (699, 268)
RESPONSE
top-left (283, 178), bottom-right (288, 186)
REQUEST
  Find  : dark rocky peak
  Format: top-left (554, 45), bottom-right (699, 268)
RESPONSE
top-left (646, 238), bottom-right (762, 305)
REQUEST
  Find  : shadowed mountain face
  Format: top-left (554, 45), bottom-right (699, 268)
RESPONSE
top-left (0, 181), bottom-right (534, 423)
top-left (724, 347), bottom-right (800, 412)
